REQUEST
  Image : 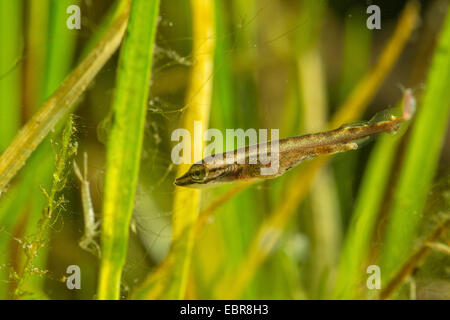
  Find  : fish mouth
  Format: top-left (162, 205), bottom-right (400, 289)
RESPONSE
top-left (175, 172), bottom-right (213, 188)
top-left (174, 172), bottom-right (194, 187)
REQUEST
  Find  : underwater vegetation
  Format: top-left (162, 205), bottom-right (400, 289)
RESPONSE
top-left (0, 0), bottom-right (449, 300)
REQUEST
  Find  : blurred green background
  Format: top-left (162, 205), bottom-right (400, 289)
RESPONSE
top-left (0, 0), bottom-right (449, 300)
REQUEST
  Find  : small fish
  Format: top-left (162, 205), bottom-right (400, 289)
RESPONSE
top-left (175, 90), bottom-right (416, 188)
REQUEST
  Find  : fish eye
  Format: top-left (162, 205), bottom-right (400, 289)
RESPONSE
top-left (189, 164), bottom-right (206, 181)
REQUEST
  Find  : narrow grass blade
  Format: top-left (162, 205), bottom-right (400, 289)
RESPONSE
top-left (0, 9), bottom-right (129, 196)
top-left (292, 1), bottom-right (340, 297)
top-left (380, 5), bottom-right (450, 292)
top-left (80, 0), bottom-right (131, 59)
top-left (42, 0), bottom-right (80, 101)
top-left (333, 6), bottom-right (371, 221)
top-left (23, 0), bottom-right (49, 119)
top-left (299, 47), bottom-right (342, 297)
top-left (0, 0), bottom-right (22, 151)
top-left (336, 6), bottom-right (371, 103)
top-left (97, 0), bottom-right (160, 300)
top-left (293, 1), bottom-right (341, 298)
top-left (0, 0), bottom-right (23, 298)
top-left (209, 0), bottom-right (235, 130)
top-left (133, 0), bottom-right (215, 300)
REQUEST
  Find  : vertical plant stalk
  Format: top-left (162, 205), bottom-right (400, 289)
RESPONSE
top-left (0, 0), bottom-right (24, 298)
top-left (214, 1), bottom-right (419, 299)
top-left (337, 7), bottom-right (371, 102)
top-left (0, 0), bottom-right (22, 151)
top-left (295, 2), bottom-right (339, 296)
top-left (0, 9), bottom-right (130, 196)
top-left (381, 4), bottom-right (450, 287)
top-left (331, 6), bottom-right (377, 300)
top-left (298, 47), bottom-right (341, 297)
top-left (133, 0), bottom-right (215, 300)
top-left (80, 0), bottom-right (131, 59)
top-left (97, 0), bottom-right (160, 300)
top-left (42, 0), bottom-right (80, 101)
top-left (23, 0), bottom-right (49, 120)
top-left (13, 117), bottom-right (76, 299)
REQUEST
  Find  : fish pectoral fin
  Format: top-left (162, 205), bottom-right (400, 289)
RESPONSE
top-left (313, 142), bottom-right (358, 157)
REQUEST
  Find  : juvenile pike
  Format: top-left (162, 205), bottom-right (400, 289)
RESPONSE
top-left (175, 90), bottom-right (416, 188)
